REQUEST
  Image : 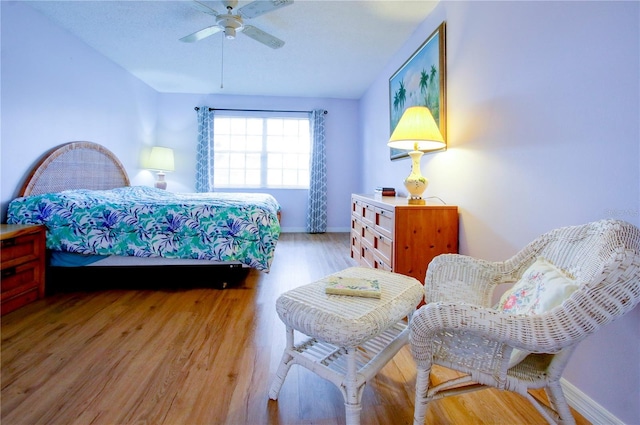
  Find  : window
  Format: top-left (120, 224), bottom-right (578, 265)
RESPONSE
top-left (213, 112), bottom-right (311, 189)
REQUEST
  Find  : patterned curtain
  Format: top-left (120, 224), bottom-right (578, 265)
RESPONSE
top-left (195, 107), bottom-right (215, 192)
top-left (306, 109), bottom-right (327, 233)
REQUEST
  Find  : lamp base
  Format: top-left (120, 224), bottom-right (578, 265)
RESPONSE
top-left (407, 198), bottom-right (426, 205)
top-left (155, 172), bottom-right (167, 190)
top-left (403, 150), bottom-right (428, 202)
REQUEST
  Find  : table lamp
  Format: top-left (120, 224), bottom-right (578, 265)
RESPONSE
top-left (148, 146), bottom-right (175, 190)
top-left (387, 106), bottom-right (445, 205)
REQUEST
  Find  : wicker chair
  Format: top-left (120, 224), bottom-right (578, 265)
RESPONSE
top-left (410, 219), bottom-right (640, 425)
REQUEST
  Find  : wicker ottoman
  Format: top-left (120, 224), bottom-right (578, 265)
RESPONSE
top-left (268, 267), bottom-right (423, 425)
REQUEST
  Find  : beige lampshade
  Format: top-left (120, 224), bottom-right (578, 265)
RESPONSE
top-left (148, 147), bottom-right (175, 172)
top-left (388, 106), bottom-right (445, 151)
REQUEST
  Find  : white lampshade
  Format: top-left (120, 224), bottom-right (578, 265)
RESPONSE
top-left (388, 106), bottom-right (445, 151)
top-left (148, 147), bottom-right (175, 172)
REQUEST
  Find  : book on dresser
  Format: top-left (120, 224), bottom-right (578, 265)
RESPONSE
top-left (375, 187), bottom-right (396, 197)
top-left (350, 193), bottom-right (459, 286)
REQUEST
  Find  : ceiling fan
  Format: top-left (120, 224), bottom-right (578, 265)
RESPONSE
top-left (180, 0), bottom-right (292, 49)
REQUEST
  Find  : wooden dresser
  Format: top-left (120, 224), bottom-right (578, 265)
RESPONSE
top-left (350, 194), bottom-right (458, 283)
top-left (1, 224), bottom-right (46, 315)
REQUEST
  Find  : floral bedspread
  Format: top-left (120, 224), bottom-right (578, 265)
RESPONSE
top-left (7, 186), bottom-right (281, 271)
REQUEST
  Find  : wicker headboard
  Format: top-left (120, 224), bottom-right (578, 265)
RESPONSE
top-left (19, 141), bottom-right (130, 197)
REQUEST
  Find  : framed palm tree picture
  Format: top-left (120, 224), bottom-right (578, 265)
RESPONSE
top-left (389, 22), bottom-right (446, 160)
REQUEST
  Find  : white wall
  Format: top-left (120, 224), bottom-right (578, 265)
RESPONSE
top-left (0, 1), bottom-right (159, 221)
top-left (360, 1), bottom-right (639, 423)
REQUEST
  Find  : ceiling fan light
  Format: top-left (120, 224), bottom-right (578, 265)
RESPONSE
top-left (225, 26), bottom-right (236, 39)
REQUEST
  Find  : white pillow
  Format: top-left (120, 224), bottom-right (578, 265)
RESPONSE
top-left (498, 257), bottom-right (579, 367)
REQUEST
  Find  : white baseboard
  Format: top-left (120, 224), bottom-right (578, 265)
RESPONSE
top-left (561, 378), bottom-right (624, 424)
top-left (280, 227), bottom-right (350, 233)
top-left (280, 227), bottom-right (305, 233)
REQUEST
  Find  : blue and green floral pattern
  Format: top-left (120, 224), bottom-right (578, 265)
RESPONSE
top-left (7, 186), bottom-right (281, 271)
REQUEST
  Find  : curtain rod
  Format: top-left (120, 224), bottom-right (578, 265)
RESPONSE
top-left (194, 107), bottom-right (327, 114)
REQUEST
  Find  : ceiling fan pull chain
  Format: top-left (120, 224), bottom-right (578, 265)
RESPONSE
top-left (220, 34), bottom-right (224, 89)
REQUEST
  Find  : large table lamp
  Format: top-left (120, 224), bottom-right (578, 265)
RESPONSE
top-left (387, 106), bottom-right (445, 205)
top-left (148, 146), bottom-right (175, 190)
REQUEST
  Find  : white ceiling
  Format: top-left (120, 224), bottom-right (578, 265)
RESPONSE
top-left (24, 0), bottom-right (438, 99)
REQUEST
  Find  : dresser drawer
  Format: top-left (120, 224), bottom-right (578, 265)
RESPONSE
top-left (362, 202), bottom-right (376, 226)
top-left (351, 199), bottom-right (364, 220)
top-left (350, 230), bottom-right (361, 261)
top-left (374, 207), bottom-right (394, 239)
top-left (350, 245), bottom-right (361, 263)
top-left (362, 204), bottom-right (393, 239)
top-left (374, 232), bottom-right (393, 266)
top-left (360, 238), bottom-right (391, 272)
top-left (363, 225), bottom-right (392, 266)
top-left (1, 289), bottom-right (39, 315)
top-left (1, 259), bottom-right (42, 294)
top-left (360, 238), bottom-right (374, 269)
top-left (351, 217), bottom-right (363, 236)
top-left (372, 256), bottom-right (392, 272)
top-left (1, 233), bottom-right (42, 269)
top-left (0, 259), bottom-right (43, 315)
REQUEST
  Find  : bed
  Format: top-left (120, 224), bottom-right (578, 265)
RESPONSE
top-left (7, 142), bottom-right (281, 288)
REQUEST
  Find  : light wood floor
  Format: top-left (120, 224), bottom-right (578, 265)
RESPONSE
top-left (1, 233), bottom-right (589, 425)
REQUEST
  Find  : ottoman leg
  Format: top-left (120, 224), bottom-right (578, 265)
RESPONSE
top-left (268, 326), bottom-right (295, 400)
top-left (342, 347), bottom-right (364, 425)
top-left (345, 403), bottom-right (362, 425)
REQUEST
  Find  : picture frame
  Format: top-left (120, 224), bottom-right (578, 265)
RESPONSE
top-left (389, 22), bottom-right (446, 160)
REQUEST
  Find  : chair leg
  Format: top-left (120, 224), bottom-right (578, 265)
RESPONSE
top-left (545, 382), bottom-right (576, 425)
top-left (413, 366), bottom-right (431, 425)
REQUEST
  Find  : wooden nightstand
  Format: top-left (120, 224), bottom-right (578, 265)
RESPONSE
top-left (1, 224), bottom-right (46, 315)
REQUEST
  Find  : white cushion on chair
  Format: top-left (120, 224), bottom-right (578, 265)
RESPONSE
top-left (498, 257), bottom-right (579, 367)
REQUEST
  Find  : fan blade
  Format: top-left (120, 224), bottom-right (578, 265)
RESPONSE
top-left (191, 0), bottom-right (219, 16)
top-left (179, 25), bottom-right (222, 43)
top-left (238, 0), bottom-right (293, 19)
top-left (241, 25), bottom-right (285, 49)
